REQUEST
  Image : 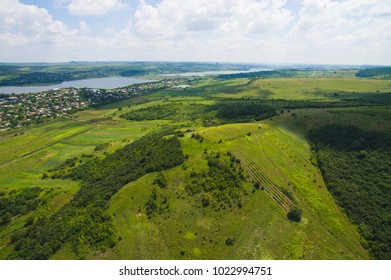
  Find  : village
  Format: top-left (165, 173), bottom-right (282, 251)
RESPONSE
top-left (0, 78), bottom-right (191, 130)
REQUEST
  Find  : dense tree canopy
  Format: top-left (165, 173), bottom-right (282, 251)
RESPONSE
top-left (356, 67), bottom-right (391, 79)
top-left (310, 125), bottom-right (391, 259)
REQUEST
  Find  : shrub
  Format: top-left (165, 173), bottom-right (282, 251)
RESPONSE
top-left (225, 237), bottom-right (235, 246)
top-left (287, 207), bottom-right (302, 222)
top-left (0, 212), bottom-right (12, 225)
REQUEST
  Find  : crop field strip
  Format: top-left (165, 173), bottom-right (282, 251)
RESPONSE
top-left (233, 151), bottom-right (366, 259)
top-left (0, 124), bottom-right (94, 168)
top-left (233, 151), bottom-right (294, 212)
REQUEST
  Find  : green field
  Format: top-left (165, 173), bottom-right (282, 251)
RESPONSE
top-left (102, 122), bottom-right (367, 259)
top-left (1, 76), bottom-right (389, 260)
top-left (184, 78), bottom-right (391, 100)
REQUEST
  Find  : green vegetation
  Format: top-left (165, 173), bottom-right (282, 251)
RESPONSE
top-left (185, 154), bottom-right (245, 210)
top-left (121, 105), bottom-right (178, 120)
top-left (0, 187), bottom-right (43, 225)
top-left (218, 70), bottom-right (300, 79)
top-left (8, 129), bottom-right (184, 259)
top-left (287, 207), bottom-right (302, 223)
top-left (1, 68), bottom-right (389, 260)
top-left (120, 101), bottom-right (277, 124)
top-left (211, 101), bottom-right (276, 121)
top-left (120, 103), bottom-right (209, 121)
top-left (356, 67), bottom-right (391, 79)
top-left (310, 125), bottom-right (391, 259)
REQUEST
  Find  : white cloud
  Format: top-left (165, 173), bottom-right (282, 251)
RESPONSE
top-left (0, 0), bottom-right (103, 61)
top-left (282, 0), bottom-right (391, 64)
top-left (79, 20), bottom-right (90, 32)
top-left (107, 0), bottom-right (391, 64)
top-left (0, 0), bottom-right (70, 45)
top-left (0, 32), bottom-right (29, 47)
top-left (288, 0), bottom-right (391, 45)
top-left (0, 0), bottom-right (390, 64)
top-left (68, 0), bottom-right (127, 16)
top-left (130, 0), bottom-right (293, 40)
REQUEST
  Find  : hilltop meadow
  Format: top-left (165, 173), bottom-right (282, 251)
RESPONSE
top-left (0, 70), bottom-right (390, 260)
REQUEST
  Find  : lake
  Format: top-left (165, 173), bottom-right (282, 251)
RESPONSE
top-left (162, 68), bottom-right (273, 77)
top-left (0, 77), bottom-right (153, 94)
top-left (0, 69), bottom-right (273, 94)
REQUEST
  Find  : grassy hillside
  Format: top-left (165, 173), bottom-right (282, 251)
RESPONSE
top-left (102, 122), bottom-right (368, 259)
top-left (1, 76), bottom-right (389, 259)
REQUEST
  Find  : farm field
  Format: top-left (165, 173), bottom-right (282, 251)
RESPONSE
top-left (185, 78), bottom-right (391, 100)
top-left (0, 76), bottom-right (389, 260)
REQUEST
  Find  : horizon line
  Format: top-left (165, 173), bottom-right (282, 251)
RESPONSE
top-left (0, 61), bottom-right (390, 67)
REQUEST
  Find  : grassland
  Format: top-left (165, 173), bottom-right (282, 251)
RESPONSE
top-left (1, 76), bottom-right (389, 259)
top-left (103, 122), bottom-right (368, 259)
top-left (183, 77), bottom-right (391, 100)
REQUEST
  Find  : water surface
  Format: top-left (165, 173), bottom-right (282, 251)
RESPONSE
top-left (0, 77), bottom-right (153, 94)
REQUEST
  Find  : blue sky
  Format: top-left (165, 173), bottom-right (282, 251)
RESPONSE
top-left (1, 0), bottom-right (390, 65)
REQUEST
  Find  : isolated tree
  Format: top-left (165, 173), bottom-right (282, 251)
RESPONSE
top-left (287, 206), bottom-right (302, 222)
top-left (225, 237), bottom-right (235, 246)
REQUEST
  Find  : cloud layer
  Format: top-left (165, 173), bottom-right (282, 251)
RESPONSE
top-left (68, 0), bottom-right (127, 16)
top-left (0, 0), bottom-right (390, 64)
top-left (132, 0), bottom-right (292, 39)
top-left (0, 0), bottom-right (76, 47)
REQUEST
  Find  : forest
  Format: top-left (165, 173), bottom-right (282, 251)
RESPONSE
top-left (356, 67), bottom-right (391, 79)
top-left (218, 70), bottom-right (297, 79)
top-left (310, 125), bottom-right (391, 259)
top-left (120, 103), bottom-right (209, 121)
top-left (120, 101), bottom-right (277, 123)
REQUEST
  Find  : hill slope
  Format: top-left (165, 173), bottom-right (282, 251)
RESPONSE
top-left (2, 76), bottom-right (389, 259)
